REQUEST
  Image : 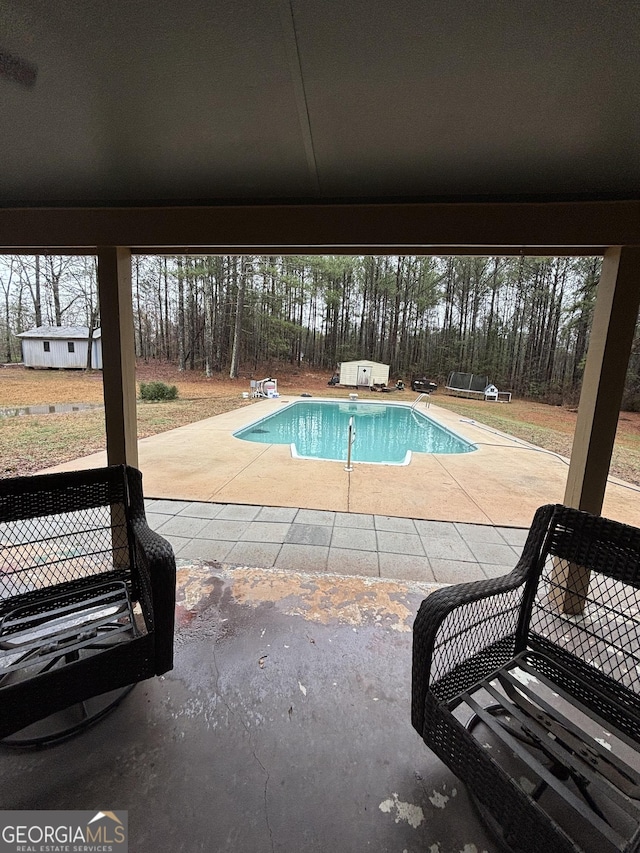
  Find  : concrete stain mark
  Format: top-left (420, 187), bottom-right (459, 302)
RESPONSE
top-left (429, 791), bottom-right (448, 809)
top-left (176, 566), bottom-right (217, 607)
top-left (428, 782), bottom-right (457, 810)
top-left (173, 560), bottom-right (438, 633)
top-left (175, 565), bottom-right (227, 630)
top-left (519, 776), bottom-right (536, 795)
top-left (378, 794), bottom-right (424, 829)
top-left (219, 566), bottom-right (433, 631)
top-left (378, 793), bottom-right (425, 828)
top-left (168, 694), bottom-right (223, 730)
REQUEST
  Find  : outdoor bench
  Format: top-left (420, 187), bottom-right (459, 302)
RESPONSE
top-left (412, 504), bottom-right (640, 853)
top-left (0, 464), bottom-right (176, 745)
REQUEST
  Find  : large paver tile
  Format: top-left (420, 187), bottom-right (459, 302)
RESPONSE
top-left (256, 506), bottom-right (298, 522)
top-left (377, 531), bottom-right (425, 556)
top-left (153, 515), bottom-right (211, 538)
top-left (334, 513), bottom-right (375, 529)
top-left (146, 512), bottom-right (172, 531)
top-left (480, 563), bottom-right (513, 579)
top-left (379, 553), bottom-right (435, 582)
top-left (286, 523), bottom-right (332, 546)
top-left (430, 558), bottom-right (485, 583)
top-left (294, 509), bottom-right (337, 525)
top-left (215, 504), bottom-right (261, 521)
top-left (177, 502), bottom-right (224, 519)
top-left (495, 526), bottom-right (529, 547)
top-left (177, 538), bottom-right (234, 562)
top-left (161, 535), bottom-right (191, 555)
top-left (147, 499), bottom-right (193, 515)
top-left (421, 537), bottom-right (475, 561)
top-left (275, 544), bottom-right (329, 572)
top-left (466, 541), bottom-right (519, 566)
top-left (454, 522), bottom-right (505, 543)
top-left (327, 548), bottom-right (379, 577)
top-left (195, 519), bottom-right (250, 541)
top-left (243, 521), bottom-right (291, 543)
top-left (414, 520), bottom-right (462, 539)
top-left (331, 527), bottom-right (377, 551)
top-left (374, 515), bottom-right (417, 534)
top-left (225, 541), bottom-right (282, 567)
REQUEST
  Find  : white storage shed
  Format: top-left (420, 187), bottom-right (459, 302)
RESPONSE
top-left (16, 326), bottom-right (103, 369)
top-left (339, 360), bottom-right (389, 388)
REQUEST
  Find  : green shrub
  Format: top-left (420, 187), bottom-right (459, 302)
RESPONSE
top-left (139, 381), bottom-right (178, 401)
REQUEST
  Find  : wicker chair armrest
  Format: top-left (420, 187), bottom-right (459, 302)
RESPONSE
top-left (412, 570), bottom-right (528, 733)
top-left (131, 518), bottom-right (176, 674)
top-left (412, 504), bottom-right (556, 735)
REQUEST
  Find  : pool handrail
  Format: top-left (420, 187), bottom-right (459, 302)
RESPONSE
top-left (411, 392), bottom-right (431, 410)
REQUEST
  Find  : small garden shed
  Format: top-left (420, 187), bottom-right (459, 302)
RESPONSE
top-left (339, 360), bottom-right (389, 388)
top-left (16, 326), bottom-right (103, 369)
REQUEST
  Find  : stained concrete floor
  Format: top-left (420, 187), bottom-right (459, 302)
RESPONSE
top-left (0, 563), bottom-right (500, 853)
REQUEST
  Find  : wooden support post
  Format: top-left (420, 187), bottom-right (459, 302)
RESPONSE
top-left (564, 246), bottom-right (640, 514)
top-left (548, 558), bottom-right (591, 616)
top-left (555, 246), bottom-right (640, 613)
top-left (97, 247), bottom-right (138, 468)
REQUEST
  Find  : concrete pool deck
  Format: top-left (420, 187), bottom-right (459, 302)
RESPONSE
top-left (44, 395), bottom-right (639, 529)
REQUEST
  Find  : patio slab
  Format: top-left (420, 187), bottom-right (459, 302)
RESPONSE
top-left (42, 395), bottom-right (640, 527)
top-left (0, 563), bottom-right (500, 853)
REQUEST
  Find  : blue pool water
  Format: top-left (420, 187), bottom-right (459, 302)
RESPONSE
top-left (233, 401), bottom-right (476, 464)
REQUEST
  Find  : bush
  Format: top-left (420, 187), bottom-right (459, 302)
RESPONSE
top-left (139, 381), bottom-right (178, 401)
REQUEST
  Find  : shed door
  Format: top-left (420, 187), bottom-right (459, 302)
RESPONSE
top-left (357, 365), bottom-right (370, 386)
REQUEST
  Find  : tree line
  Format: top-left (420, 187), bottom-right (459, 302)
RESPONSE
top-left (1, 254), bottom-right (639, 409)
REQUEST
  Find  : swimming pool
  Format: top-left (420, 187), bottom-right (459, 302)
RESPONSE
top-left (233, 400), bottom-right (476, 464)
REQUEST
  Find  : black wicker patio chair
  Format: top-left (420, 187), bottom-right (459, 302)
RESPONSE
top-left (412, 504), bottom-right (640, 853)
top-left (0, 465), bottom-right (175, 745)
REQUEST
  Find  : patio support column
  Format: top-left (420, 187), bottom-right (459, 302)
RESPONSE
top-left (97, 247), bottom-right (138, 468)
top-left (553, 246), bottom-right (640, 615)
top-left (564, 245), bottom-right (640, 514)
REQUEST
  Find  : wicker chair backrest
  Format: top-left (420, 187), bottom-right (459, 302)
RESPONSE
top-left (528, 506), bottom-right (640, 698)
top-left (0, 467), bottom-right (132, 610)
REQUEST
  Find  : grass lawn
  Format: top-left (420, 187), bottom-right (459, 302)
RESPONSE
top-left (433, 395), bottom-right (640, 487)
top-left (0, 365), bottom-right (254, 476)
top-left (1, 364), bottom-right (639, 486)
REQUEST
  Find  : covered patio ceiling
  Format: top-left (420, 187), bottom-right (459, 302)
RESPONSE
top-left (1, 0), bottom-right (639, 204)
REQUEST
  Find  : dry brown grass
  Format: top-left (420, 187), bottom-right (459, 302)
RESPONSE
top-left (433, 394), bottom-right (640, 487)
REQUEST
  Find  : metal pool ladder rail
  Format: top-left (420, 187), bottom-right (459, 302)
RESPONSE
top-left (411, 392), bottom-right (431, 410)
top-left (344, 416), bottom-right (356, 472)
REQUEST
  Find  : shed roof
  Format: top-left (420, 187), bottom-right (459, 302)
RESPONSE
top-left (341, 360), bottom-right (389, 367)
top-left (16, 326), bottom-right (102, 339)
